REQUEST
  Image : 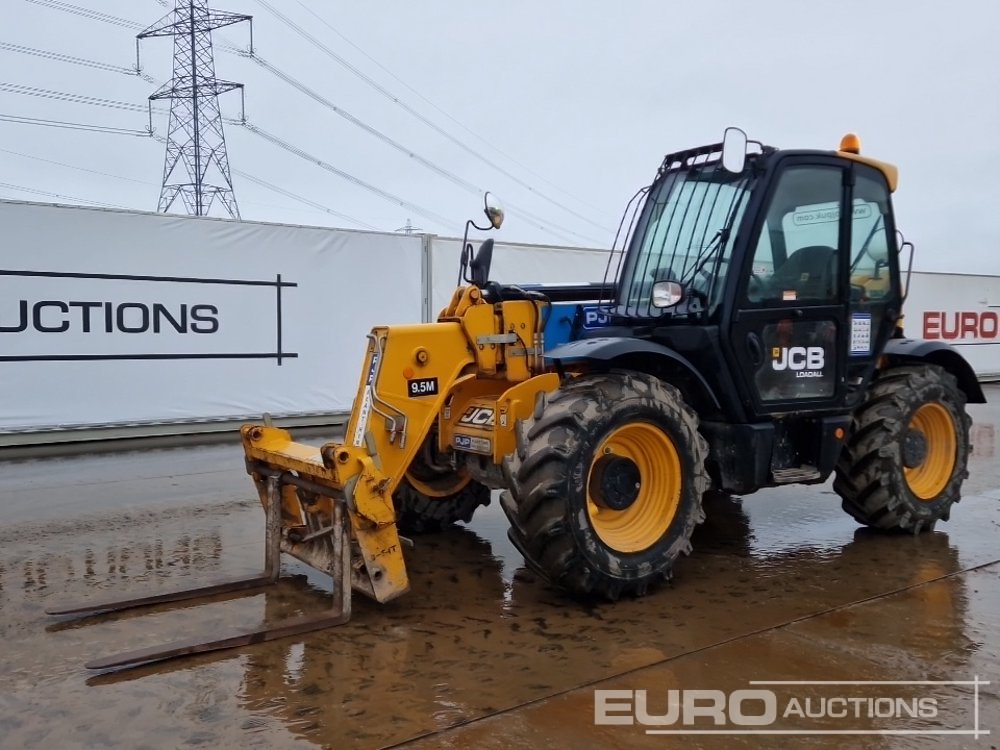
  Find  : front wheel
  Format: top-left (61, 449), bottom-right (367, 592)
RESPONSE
top-left (501, 371), bottom-right (709, 600)
top-left (834, 364), bottom-right (971, 533)
top-left (393, 437), bottom-right (490, 534)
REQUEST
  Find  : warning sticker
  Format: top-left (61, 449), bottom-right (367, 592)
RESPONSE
top-left (851, 312), bottom-right (872, 355)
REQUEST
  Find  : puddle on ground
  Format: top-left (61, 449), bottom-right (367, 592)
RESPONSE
top-left (1, 489), bottom-right (997, 749)
top-left (0, 396), bottom-right (997, 748)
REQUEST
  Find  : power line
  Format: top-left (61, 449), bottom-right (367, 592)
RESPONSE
top-left (0, 82), bottom-right (149, 112)
top-left (27, 0), bottom-right (611, 240)
top-left (0, 181), bottom-right (128, 209)
top-left (242, 53), bottom-right (481, 193)
top-left (232, 169), bottom-right (377, 230)
top-left (0, 41), bottom-right (148, 79)
top-left (148, 129), bottom-right (378, 228)
top-left (20, 0), bottom-right (597, 240)
top-left (0, 35), bottom-right (168, 89)
top-left (0, 110), bottom-right (583, 240)
top-left (0, 147), bottom-right (152, 184)
top-left (25, 0), bottom-right (596, 242)
top-left (237, 51), bottom-right (600, 245)
top-left (0, 83), bottom-right (175, 133)
top-left (254, 0), bottom-right (614, 237)
top-left (23, 0), bottom-right (143, 30)
top-left (20, 2), bottom-right (458, 232)
top-left (14, 4), bottom-right (594, 241)
top-left (289, 0), bottom-right (611, 218)
top-left (0, 83), bottom-right (448, 229)
top-left (241, 121), bottom-right (454, 229)
top-left (0, 113), bottom-right (152, 136)
top-left (2, 142), bottom-right (368, 228)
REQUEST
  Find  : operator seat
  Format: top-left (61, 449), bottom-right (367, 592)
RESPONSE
top-left (769, 245), bottom-right (837, 301)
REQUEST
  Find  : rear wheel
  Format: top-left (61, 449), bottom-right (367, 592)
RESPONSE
top-left (393, 439), bottom-right (490, 534)
top-left (501, 371), bottom-right (709, 599)
top-left (834, 364), bottom-right (971, 533)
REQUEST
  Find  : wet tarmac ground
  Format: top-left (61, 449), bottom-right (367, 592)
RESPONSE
top-left (1, 390), bottom-right (998, 749)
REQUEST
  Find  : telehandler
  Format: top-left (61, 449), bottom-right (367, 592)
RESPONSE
top-left (53, 129), bottom-right (984, 669)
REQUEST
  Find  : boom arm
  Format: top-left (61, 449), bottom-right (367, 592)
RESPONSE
top-left (242, 286), bottom-right (554, 605)
top-left (243, 321), bottom-right (476, 603)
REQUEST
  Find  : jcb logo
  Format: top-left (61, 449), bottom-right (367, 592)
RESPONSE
top-left (771, 346), bottom-right (825, 372)
top-left (458, 406), bottom-right (495, 427)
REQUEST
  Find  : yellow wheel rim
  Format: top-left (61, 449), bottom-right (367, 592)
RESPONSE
top-left (586, 422), bottom-right (682, 553)
top-left (405, 470), bottom-right (472, 498)
top-left (904, 402), bottom-right (957, 501)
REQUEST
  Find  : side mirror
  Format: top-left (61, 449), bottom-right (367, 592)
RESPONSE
top-left (721, 127), bottom-right (747, 174)
top-left (470, 238), bottom-right (495, 288)
top-left (457, 193), bottom-right (503, 287)
top-left (651, 280), bottom-right (684, 308)
top-left (484, 192), bottom-right (504, 229)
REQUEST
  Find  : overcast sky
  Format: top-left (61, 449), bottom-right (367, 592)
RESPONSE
top-left (1, 0), bottom-right (997, 272)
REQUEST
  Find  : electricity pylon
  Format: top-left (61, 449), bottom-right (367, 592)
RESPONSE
top-left (138, 1), bottom-right (251, 218)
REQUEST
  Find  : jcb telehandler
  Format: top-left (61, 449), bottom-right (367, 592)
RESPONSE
top-left (54, 129), bottom-right (984, 669)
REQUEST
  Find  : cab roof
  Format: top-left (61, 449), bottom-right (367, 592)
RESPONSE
top-left (657, 137), bottom-right (899, 193)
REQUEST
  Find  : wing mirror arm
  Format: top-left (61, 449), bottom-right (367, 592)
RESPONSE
top-left (457, 192), bottom-right (505, 286)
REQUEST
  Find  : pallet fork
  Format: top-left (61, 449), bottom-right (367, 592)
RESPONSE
top-left (48, 468), bottom-right (356, 671)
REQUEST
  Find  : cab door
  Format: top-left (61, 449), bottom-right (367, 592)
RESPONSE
top-left (729, 159), bottom-right (850, 417)
top-left (842, 164), bottom-right (904, 402)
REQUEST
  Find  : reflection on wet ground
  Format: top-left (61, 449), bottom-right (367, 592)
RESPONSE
top-left (0, 391), bottom-right (998, 749)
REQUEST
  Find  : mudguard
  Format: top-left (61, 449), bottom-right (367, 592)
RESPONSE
top-left (546, 336), bottom-right (721, 410)
top-left (883, 338), bottom-right (986, 403)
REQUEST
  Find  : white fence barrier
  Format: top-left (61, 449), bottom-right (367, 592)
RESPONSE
top-left (905, 273), bottom-right (1000, 379)
top-left (0, 201), bottom-right (422, 433)
top-left (426, 237), bottom-right (609, 317)
top-left (1, 200), bottom-right (997, 437)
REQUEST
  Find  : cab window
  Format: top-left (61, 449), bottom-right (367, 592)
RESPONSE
top-left (849, 171), bottom-right (895, 302)
top-left (747, 166), bottom-right (844, 304)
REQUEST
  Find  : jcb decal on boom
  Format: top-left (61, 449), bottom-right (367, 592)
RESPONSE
top-left (458, 406), bottom-right (495, 427)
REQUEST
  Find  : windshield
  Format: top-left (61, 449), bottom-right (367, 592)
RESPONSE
top-left (616, 163), bottom-right (752, 317)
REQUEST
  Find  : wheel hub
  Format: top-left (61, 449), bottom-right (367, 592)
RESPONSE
top-left (902, 428), bottom-right (929, 469)
top-left (588, 454), bottom-right (641, 511)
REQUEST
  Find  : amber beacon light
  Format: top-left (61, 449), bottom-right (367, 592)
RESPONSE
top-left (840, 132), bottom-right (862, 153)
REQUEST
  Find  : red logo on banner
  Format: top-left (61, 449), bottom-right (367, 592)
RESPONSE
top-left (922, 311), bottom-right (1000, 340)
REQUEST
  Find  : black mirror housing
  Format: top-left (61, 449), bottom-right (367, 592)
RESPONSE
top-left (470, 238), bottom-right (495, 288)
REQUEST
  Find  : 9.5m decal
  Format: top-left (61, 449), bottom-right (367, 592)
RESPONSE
top-left (407, 377), bottom-right (439, 397)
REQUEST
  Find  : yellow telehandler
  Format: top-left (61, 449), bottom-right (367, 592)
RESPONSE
top-left (53, 129), bottom-right (984, 669)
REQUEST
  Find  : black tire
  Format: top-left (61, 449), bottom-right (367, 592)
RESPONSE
top-left (393, 477), bottom-right (490, 534)
top-left (392, 430), bottom-right (491, 534)
top-left (834, 364), bottom-right (971, 534)
top-left (500, 371), bottom-right (709, 600)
